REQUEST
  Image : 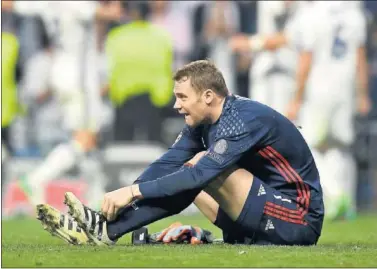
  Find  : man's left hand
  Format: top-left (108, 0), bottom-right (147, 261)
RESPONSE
top-left (101, 187), bottom-right (134, 221)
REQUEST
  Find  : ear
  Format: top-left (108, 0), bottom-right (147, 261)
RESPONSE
top-left (203, 89), bottom-right (214, 105)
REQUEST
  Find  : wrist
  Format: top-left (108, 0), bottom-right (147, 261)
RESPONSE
top-left (131, 184), bottom-right (143, 200)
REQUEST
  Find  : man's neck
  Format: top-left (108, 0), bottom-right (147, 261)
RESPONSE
top-left (209, 97), bottom-right (226, 124)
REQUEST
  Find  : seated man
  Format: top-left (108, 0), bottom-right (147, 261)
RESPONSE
top-left (37, 60), bottom-right (324, 246)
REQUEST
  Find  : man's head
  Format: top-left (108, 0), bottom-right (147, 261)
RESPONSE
top-left (173, 60), bottom-right (229, 127)
top-left (127, 1), bottom-right (149, 21)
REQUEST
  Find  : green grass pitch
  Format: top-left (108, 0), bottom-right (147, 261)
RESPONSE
top-left (2, 214), bottom-right (377, 267)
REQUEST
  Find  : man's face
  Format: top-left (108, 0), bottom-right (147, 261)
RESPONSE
top-left (173, 78), bottom-right (209, 127)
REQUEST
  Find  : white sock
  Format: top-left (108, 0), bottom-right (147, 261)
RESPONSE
top-left (322, 148), bottom-right (356, 218)
top-left (27, 141), bottom-right (85, 204)
top-left (311, 149), bottom-right (338, 197)
top-left (312, 148), bottom-right (342, 219)
top-left (323, 149), bottom-right (344, 198)
top-left (338, 148), bottom-right (357, 213)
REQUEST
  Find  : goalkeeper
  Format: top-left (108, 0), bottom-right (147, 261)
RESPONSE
top-left (37, 60), bottom-right (324, 246)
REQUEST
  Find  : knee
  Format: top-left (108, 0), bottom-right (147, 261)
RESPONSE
top-left (186, 151), bottom-right (207, 166)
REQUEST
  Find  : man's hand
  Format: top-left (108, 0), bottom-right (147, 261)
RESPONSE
top-left (101, 185), bottom-right (143, 221)
top-left (101, 187), bottom-right (133, 221)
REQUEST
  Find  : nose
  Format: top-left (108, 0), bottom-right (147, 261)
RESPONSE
top-left (174, 99), bottom-right (181, 110)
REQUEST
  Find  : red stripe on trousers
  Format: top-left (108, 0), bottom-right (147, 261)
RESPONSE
top-left (264, 206), bottom-right (303, 221)
top-left (266, 202), bottom-right (305, 216)
top-left (264, 206), bottom-right (302, 219)
top-left (263, 208), bottom-right (307, 225)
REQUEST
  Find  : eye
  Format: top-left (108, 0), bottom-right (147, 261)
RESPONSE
top-left (177, 96), bottom-right (186, 102)
top-left (175, 93), bottom-right (188, 102)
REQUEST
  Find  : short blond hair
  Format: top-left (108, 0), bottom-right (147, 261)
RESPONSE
top-left (173, 60), bottom-right (229, 97)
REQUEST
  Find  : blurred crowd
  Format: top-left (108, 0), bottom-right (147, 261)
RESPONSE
top-left (1, 0), bottom-right (259, 156)
top-left (2, 1), bottom-right (377, 214)
top-left (2, 1), bottom-right (377, 153)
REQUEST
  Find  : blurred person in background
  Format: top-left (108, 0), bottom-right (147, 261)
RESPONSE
top-left (104, 1), bottom-right (174, 143)
top-left (2, 1), bottom-right (57, 157)
top-left (247, 1), bottom-right (301, 116)
top-left (1, 1), bottom-right (20, 162)
top-left (2, 0), bottom-right (48, 79)
top-left (353, 1), bottom-right (377, 212)
top-left (289, 1), bottom-right (371, 220)
top-left (147, 0), bottom-right (194, 140)
top-left (18, 19), bottom-right (65, 157)
top-left (230, 1), bottom-right (371, 220)
top-left (17, 1), bottom-right (123, 207)
top-left (191, 1), bottom-right (242, 94)
top-left (234, 1), bottom-right (257, 99)
top-left (148, 0), bottom-right (193, 72)
top-left (366, 2), bottom-right (377, 117)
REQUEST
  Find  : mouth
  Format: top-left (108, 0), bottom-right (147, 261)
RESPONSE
top-left (183, 114), bottom-right (192, 123)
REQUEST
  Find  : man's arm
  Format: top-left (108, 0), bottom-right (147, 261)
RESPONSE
top-left (249, 33), bottom-right (288, 52)
top-left (229, 32), bottom-right (288, 53)
top-left (284, 6), bottom-right (317, 120)
top-left (356, 45), bottom-right (371, 115)
top-left (355, 10), bottom-right (371, 115)
top-left (295, 51), bottom-right (312, 102)
top-left (357, 46), bottom-right (369, 98)
top-left (134, 125), bottom-right (205, 183)
top-left (286, 49), bottom-right (313, 121)
top-left (137, 118), bottom-right (271, 199)
top-left (230, 4), bottom-right (312, 54)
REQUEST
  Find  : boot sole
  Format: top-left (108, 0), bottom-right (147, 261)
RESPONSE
top-left (64, 192), bottom-right (106, 246)
top-left (36, 204), bottom-right (88, 245)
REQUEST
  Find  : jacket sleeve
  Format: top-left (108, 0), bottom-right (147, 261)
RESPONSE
top-left (139, 119), bottom-right (270, 198)
top-left (134, 125), bottom-right (205, 184)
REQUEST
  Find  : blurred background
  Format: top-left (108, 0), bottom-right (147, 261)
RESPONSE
top-left (1, 0), bottom-right (376, 220)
